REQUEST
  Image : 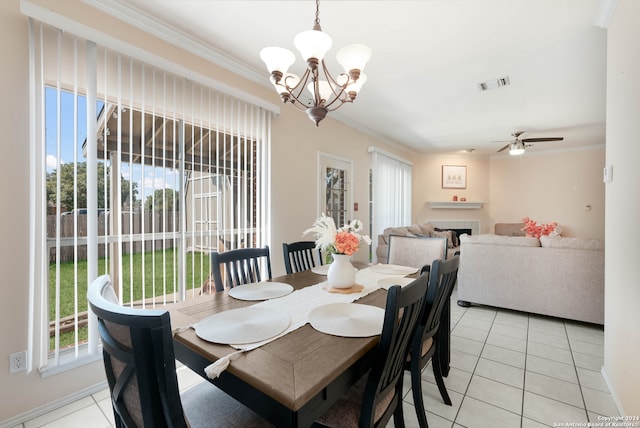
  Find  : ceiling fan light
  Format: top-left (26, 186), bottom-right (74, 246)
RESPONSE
top-left (509, 141), bottom-right (525, 156)
top-left (294, 30), bottom-right (333, 63)
top-left (260, 47), bottom-right (296, 75)
top-left (336, 44), bottom-right (372, 75)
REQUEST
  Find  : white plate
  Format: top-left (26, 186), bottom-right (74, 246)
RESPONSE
top-left (311, 265), bottom-right (330, 275)
top-left (228, 282), bottom-right (293, 301)
top-left (195, 307), bottom-right (290, 344)
top-left (308, 303), bottom-right (385, 338)
top-left (369, 264), bottom-right (418, 275)
top-left (378, 277), bottom-right (415, 290)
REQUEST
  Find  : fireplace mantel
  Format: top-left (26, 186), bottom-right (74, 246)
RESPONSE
top-left (429, 201), bottom-right (485, 209)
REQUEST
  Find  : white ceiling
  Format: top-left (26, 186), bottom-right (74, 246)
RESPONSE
top-left (92, 0), bottom-right (608, 156)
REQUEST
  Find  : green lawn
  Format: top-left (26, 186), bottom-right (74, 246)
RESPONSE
top-left (49, 248), bottom-right (210, 350)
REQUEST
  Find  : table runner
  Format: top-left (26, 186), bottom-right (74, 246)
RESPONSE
top-left (202, 266), bottom-right (416, 378)
top-left (232, 266), bottom-right (415, 350)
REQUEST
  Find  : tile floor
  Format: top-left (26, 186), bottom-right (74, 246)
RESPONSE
top-left (12, 299), bottom-right (616, 428)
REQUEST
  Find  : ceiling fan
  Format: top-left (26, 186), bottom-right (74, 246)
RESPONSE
top-left (496, 131), bottom-right (564, 155)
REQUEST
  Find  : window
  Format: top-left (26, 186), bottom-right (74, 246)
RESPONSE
top-left (29, 21), bottom-right (272, 372)
top-left (369, 147), bottom-right (412, 262)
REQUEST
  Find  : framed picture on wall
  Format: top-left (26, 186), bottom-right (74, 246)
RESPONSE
top-left (442, 165), bottom-right (467, 189)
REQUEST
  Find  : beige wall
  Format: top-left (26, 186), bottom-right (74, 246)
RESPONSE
top-left (489, 148), bottom-right (605, 240)
top-left (603, 0), bottom-right (640, 415)
top-left (413, 154), bottom-right (493, 233)
top-left (411, 148), bottom-right (605, 240)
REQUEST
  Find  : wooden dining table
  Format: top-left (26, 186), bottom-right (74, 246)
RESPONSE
top-left (169, 264), bottom-right (451, 427)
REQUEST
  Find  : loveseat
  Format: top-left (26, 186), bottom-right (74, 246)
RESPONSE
top-left (457, 234), bottom-right (604, 324)
top-left (376, 222), bottom-right (461, 264)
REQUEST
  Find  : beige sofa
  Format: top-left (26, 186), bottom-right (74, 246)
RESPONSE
top-left (457, 234), bottom-right (604, 324)
top-left (376, 222), bottom-right (460, 264)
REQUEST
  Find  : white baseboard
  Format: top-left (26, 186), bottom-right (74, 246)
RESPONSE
top-left (601, 366), bottom-right (625, 415)
top-left (0, 380), bottom-right (108, 428)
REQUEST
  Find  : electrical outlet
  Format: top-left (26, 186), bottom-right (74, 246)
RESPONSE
top-left (9, 351), bottom-right (27, 374)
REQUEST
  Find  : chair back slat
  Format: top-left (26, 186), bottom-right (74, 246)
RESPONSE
top-left (210, 246), bottom-right (272, 291)
top-left (360, 274), bottom-right (429, 427)
top-left (282, 241), bottom-right (322, 274)
top-left (422, 256), bottom-right (460, 337)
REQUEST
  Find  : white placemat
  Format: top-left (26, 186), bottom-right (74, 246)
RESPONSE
top-left (309, 303), bottom-right (385, 337)
top-left (377, 276), bottom-right (415, 290)
top-left (369, 263), bottom-right (419, 275)
top-left (228, 282), bottom-right (293, 301)
top-left (195, 307), bottom-right (290, 345)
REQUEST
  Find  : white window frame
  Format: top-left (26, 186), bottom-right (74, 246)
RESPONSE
top-left (26, 15), bottom-right (274, 375)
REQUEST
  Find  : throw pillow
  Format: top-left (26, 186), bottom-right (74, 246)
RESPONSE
top-left (383, 227), bottom-right (414, 243)
top-left (430, 230), bottom-right (455, 248)
top-left (435, 227), bottom-right (459, 247)
top-left (419, 222), bottom-right (435, 235)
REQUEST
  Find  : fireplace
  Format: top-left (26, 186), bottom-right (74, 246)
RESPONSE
top-left (444, 228), bottom-right (472, 237)
top-left (428, 219), bottom-right (480, 236)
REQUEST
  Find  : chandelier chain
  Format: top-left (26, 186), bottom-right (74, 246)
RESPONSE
top-left (314, 0), bottom-right (321, 26)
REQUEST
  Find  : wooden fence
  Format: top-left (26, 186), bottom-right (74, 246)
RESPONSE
top-left (47, 211), bottom-right (178, 263)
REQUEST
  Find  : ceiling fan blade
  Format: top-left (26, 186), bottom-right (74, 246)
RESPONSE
top-left (497, 143), bottom-right (510, 153)
top-left (521, 137), bottom-right (564, 142)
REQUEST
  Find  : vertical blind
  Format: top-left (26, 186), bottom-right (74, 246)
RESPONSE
top-left (370, 148), bottom-right (412, 262)
top-left (28, 20), bottom-right (272, 372)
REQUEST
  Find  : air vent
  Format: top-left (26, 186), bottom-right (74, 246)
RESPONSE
top-left (478, 76), bottom-right (510, 91)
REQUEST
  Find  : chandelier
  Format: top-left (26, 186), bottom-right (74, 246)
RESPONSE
top-left (260, 0), bottom-right (371, 126)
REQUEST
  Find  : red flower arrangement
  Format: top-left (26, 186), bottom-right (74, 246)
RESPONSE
top-left (333, 231), bottom-right (361, 255)
top-left (303, 214), bottom-right (371, 260)
top-left (521, 217), bottom-right (558, 239)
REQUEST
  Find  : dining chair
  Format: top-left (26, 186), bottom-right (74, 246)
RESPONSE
top-left (282, 241), bottom-right (323, 274)
top-left (406, 256), bottom-right (460, 428)
top-left (210, 246), bottom-right (272, 291)
top-left (312, 273), bottom-right (429, 428)
top-left (87, 274), bottom-right (273, 428)
top-left (387, 235), bottom-right (448, 269)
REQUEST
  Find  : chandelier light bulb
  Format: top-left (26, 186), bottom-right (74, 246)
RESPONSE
top-left (337, 44), bottom-right (372, 76)
top-left (294, 30), bottom-right (333, 64)
top-left (346, 73), bottom-right (367, 95)
top-left (307, 80), bottom-right (333, 102)
top-left (259, 47), bottom-right (296, 75)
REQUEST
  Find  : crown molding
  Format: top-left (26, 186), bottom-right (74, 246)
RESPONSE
top-left (82, 0), bottom-right (265, 85)
top-left (594, 0), bottom-right (619, 29)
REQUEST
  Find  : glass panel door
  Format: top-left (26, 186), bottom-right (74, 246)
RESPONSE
top-left (320, 155), bottom-right (352, 227)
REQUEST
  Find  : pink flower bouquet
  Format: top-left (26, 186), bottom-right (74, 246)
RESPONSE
top-left (521, 217), bottom-right (558, 239)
